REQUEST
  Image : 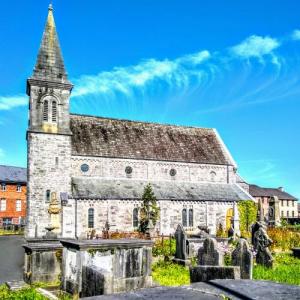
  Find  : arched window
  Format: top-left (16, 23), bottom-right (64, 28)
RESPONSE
top-left (46, 189), bottom-right (51, 202)
top-left (210, 171), bottom-right (216, 182)
top-left (189, 209), bottom-right (194, 227)
top-left (88, 208), bottom-right (94, 228)
top-left (52, 101), bottom-right (57, 122)
top-left (182, 208), bottom-right (187, 227)
top-left (133, 208), bottom-right (139, 228)
top-left (43, 100), bottom-right (48, 121)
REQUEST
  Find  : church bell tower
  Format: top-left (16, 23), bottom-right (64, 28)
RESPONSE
top-left (26, 5), bottom-right (73, 238)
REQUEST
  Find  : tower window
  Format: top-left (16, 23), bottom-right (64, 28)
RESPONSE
top-left (17, 185), bottom-right (22, 192)
top-left (52, 101), bottom-right (57, 122)
top-left (88, 208), bottom-right (94, 228)
top-left (0, 199), bottom-right (6, 212)
top-left (133, 207), bottom-right (139, 228)
top-left (16, 200), bottom-right (22, 212)
top-left (43, 100), bottom-right (49, 121)
top-left (182, 208), bottom-right (187, 227)
top-left (189, 208), bottom-right (194, 227)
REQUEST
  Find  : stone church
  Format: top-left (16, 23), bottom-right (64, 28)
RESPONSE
top-left (25, 6), bottom-right (252, 239)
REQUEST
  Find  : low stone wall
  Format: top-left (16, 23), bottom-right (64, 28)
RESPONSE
top-left (60, 239), bottom-right (153, 297)
top-left (23, 239), bottom-right (62, 284)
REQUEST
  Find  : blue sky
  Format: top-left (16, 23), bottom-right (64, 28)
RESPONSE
top-left (0, 0), bottom-right (299, 199)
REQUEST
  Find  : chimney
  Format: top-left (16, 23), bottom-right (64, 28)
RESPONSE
top-left (278, 187), bottom-right (284, 191)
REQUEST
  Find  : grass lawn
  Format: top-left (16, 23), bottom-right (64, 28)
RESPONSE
top-left (0, 229), bottom-right (24, 236)
top-left (152, 254), bottom-right (300, 287)
top-left (0, 284), bottom-right (46, 300)
top-left (253, 253), bottom-right (300, 286)
top-left (152, 260), bottom-right (190, 286)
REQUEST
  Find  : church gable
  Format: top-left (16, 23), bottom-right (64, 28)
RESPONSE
top-left (70, 114), bottom-right (235, 165)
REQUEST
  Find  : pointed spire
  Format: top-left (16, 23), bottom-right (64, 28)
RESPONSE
top-left (32, 4), bottom-right (69, 83)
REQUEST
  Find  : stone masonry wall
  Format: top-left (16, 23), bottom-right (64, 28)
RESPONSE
top-left (26, 132), bottom-right (72, 238)
top-left (71, 156), bottom-right (236, 184)
top-left (76, 199), bottom-right (234, 238)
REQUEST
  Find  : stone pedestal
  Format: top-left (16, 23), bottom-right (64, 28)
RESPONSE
top-left (268, 196), bottom-right (280, 227)
top-left (190, 266), bottom-right (240, 282)
top-left (60, 239), bottom-right (153, 298)
top-left (23, 239), bottom-right (63, 284)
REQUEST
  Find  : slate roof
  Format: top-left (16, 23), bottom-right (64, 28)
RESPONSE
top-left (31, 5), bottom-right (69, 83)
top-left (0, 165), bottom-right (27, 184)
top-left (70, 114), bottom-right (235, 166)
top-left (72, 177), bottom-right (251, 201)
top-left (249, 184), bottom-right (297, 200)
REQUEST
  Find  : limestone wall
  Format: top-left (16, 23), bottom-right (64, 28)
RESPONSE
top-left (76, 199), bottom-right (234, 238)
top-left (26, 132), bottom-right (72, 238)
top-left (71, 156), bottom-right (236, 184)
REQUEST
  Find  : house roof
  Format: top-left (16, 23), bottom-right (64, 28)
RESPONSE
top-left (70, 114), bottom-right (236, 166)
top-left (72, 177), bottom-right (252, 202)
top-left (0, 165), bottom-right (27, 184)
top-left (249, 184), bottom-right (297, 200)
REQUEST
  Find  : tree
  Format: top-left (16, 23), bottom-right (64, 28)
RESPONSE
top-left (139, 184), bottom-right (160, 233)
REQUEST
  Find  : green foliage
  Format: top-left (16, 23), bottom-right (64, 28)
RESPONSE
top-left (224, 253), bottom-right (232, 266)
top-left (152, 260), bottom-right (190, 286)
top-left (0, 228), bottom-right (24, 236)
top-left (152, 238), bottom-right (176, 259)
top-left (267, 227), bottom-right (300, 251)
top-left (139, 184), bottom-right (160, 233)
top-left (216, 223), bottom-right (227, 238)
top-left (238, 200), bottom-right (257, 237)
top-left (253, 253), bottom-right (300, 285)
top-left (0, 284), bottom-right (47, 300)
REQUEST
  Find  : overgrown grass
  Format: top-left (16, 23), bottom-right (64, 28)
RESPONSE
top-left (253, 253), bottom-right (300, 286)
top-left (0, 229), bottom-right (24, 236)
top-left (152, 260), bottom-right (190, 286)
top-left (0, 284), bottom-right (47, 300)
top-left (268, 228), bottom-right (300, 251)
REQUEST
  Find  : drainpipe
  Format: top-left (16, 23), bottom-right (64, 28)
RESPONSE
top-left (75, 199), bottom-right (78, 240)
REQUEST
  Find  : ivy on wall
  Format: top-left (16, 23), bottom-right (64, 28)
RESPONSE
top-left (238, 200), bottom-right (257, 237)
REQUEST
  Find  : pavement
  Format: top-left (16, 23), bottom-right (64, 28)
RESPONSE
top-left (82, 280), bottom-right (300, 300)
top-left (0, 235), bottom-right (25, 284)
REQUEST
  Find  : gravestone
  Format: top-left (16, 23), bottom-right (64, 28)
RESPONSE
top-left (173, 224), bottom-right (190, 266)
top-left (268, 196), bottom-right (280, 227)
top-left (252, 222), bottom-right (273, 268)
top-left (198, 237), bottom-right (223, 266)
top-left (232, 238), bottom-right (253, 279)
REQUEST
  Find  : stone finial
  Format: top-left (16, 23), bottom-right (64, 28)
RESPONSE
top-left (232, 238), bottom-right (253, 279)
top-left (198, 237), bottom-right (223, 266)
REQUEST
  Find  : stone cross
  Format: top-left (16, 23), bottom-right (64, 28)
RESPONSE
top-left (198, 237), bottom-right (223, 266)
top-left (232, 238), bottom-right (253, 279)
top-left (174, 224), bottom-right (187, 260)
top-left (252, 222), bottom-right (273, 268)
top-left (268, 196), bottom-right (280, 227)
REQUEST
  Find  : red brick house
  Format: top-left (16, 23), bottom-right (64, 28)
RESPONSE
top-left (0, 165), bottom-right (27, 227)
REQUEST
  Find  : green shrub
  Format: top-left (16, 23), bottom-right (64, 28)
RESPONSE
top-left (152, 260), bottom-right (190, 286)
top-left (267, 228), bottom-right (300, 251)
top-left (152, 237), bottom-right (176, 259)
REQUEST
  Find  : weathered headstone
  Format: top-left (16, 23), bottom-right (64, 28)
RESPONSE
top-left (268, 196), bottom-right (280, 227)
top-left (173, 224), bottom-right (190, 265)
top-left (232, 238), bottom-right (253, 279)
top-left (198, 237), bottom-right (223, 266)
top-left (252, 222), bottom-right (273, 268)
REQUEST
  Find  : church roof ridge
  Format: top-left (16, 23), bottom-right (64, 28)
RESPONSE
top-left (70, 113), bottom-right (215, 131)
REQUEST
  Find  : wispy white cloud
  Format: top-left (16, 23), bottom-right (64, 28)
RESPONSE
top-left (291, 29), bottom-right (300, 40)
top-left (72, 50), bottom-right (211, 98)
top-left (230, 35), bottom-right (280, 60)
top-left (0, 95), bottom-right (27, 110)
